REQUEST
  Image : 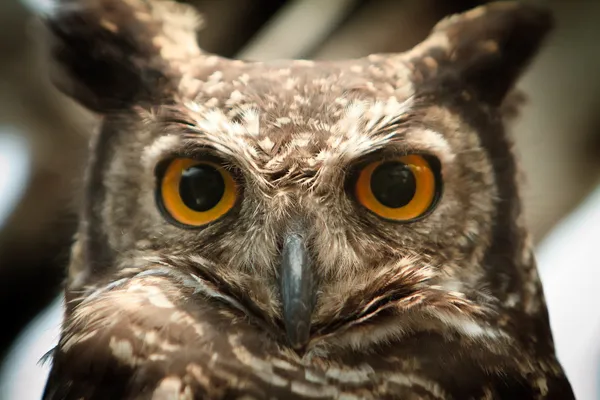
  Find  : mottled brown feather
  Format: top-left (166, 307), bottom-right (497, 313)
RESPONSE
top-left (42, 1), bottom-right (573, 399)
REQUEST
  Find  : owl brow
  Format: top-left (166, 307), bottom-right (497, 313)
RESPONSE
top-left (160, 142), bottom-right (228, 162)
top-left (379, 127), bottom-right (454, 161)
top-left (349, 141), bottom-right (443, 166)
top-left (141, 122), bottom-right (241, 166)
top-left (168, 139), bottom-right (263, 175)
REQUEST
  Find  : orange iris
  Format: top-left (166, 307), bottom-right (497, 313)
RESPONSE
top-left (159, 158), bottom-right (237, 227)
top-left (354, 155), bottom-right (437, 221)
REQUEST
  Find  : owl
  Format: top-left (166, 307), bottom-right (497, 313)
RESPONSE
top-left (41, 0), bottom-right (575, 399)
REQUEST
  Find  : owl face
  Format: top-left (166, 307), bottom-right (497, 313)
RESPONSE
top-left (94, 56), bottom-right (497, 351)
top-left (49, 0), bottom-right (552, 354)
top-left (42, 2), bottom-right (579, 398)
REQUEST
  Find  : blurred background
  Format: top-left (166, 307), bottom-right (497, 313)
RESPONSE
top-left (0, 0), bottom-right (599, 399)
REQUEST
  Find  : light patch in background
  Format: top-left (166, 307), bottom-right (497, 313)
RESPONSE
top-left (537, 184), bottom-right (600, 400)
top-left (0, 128), bottom-right (31, 231)
top-left (20, 0), bottom-right (55, 14)
top-left (238, 0), bottom-right (358, 60)
top-left (0, 296), bottom-right (63, 400)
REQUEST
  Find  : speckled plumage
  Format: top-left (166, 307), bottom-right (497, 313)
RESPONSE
top-left (43, 1), bottom-right (574, 399)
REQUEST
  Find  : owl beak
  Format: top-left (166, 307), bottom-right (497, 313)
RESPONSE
top-left (280, 230), bottom-right (315, 350)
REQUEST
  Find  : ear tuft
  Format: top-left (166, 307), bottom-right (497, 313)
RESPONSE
top-left (407, 1), bottom-right (554, 106)
top-left (45, 0), bottom-right (203, 112)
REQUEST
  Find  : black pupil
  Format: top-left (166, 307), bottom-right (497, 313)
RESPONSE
top-left (179, 164), bottom-right (225, 212)
top-left (370, 161), bottom-right (416, 208)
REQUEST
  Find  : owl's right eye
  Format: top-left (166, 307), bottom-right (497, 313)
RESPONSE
top-left (352, 154), bottom-right (441, 222)
top-left (157, 158), bottom-right (237, 227)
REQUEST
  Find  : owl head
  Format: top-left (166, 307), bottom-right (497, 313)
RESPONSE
top-left (48, 0), bottom-right (553, 353)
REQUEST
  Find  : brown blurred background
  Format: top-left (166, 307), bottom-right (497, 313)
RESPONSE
top-left (1, 0), bottom-right (599, 370)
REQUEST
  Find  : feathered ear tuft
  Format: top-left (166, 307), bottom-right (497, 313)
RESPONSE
top-left (45, 0), bottom-right (203, 112)
top-left (406, 1), bottom-right (554, 106)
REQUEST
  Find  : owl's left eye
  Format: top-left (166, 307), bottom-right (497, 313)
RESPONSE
top-left (157, 158), bottom-right (237, 227)
top-left (353, 154), bottom-right (441, 222)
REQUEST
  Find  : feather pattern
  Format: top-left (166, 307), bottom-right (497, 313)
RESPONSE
top-left (42, 1), bottom-right (574, 399)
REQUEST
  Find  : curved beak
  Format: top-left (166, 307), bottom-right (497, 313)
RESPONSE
top-left (280, 230), bottom-right (315, 350)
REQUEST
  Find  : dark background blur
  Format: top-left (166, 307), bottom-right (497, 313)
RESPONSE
top-left (1, 0), bottom-right (599, 387)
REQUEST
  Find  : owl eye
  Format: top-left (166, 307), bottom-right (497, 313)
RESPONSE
top-left (354, 154), bottom-right (440, 222)
top-left (158, 158), bottom-right (237, 227)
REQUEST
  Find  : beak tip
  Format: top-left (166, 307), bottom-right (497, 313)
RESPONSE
top-left (285, 319), bottom-right (311, 350)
